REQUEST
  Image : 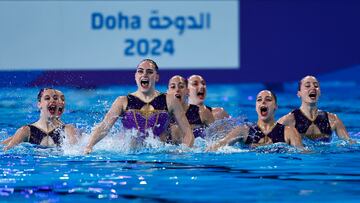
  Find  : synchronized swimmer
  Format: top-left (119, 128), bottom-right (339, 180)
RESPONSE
top-left (208, 90), bottom-right (303, 151)
top-left (187, 75), bottom-right (229, 120)
top-left (278, 76), bottom-right (352, 142)
top-left (84, 59), bottom-right (195, 154)
top-left (167, 75), bottom-right (215, 143)
top-left (0, 59), bottom-right (355, 153)
top-left (2, 88), bottom-right (78, 151)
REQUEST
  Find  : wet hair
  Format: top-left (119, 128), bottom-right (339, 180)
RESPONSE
top-left (169, 75), bottom-right (188, 87)
top-left (137, 59), bottom-right (159, 71)
top-left (269, 90), bottom-right (277, 104)
top-left (37, 88), bottom-right (54, 102)
top-left (298, 75), bottom-right (317, 91)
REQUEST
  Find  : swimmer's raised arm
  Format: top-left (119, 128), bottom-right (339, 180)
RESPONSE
top-left (84, 96), bottom-right (126, 154)
top-left (3, 126), bottom-right (30, 151)
top-left (167, 93), bottom-right (195, 147)
top-left (207, 125), bottom-right (248, 151)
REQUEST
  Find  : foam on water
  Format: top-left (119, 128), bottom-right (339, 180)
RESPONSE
top-left (2, 114), bottom-right (359, 157)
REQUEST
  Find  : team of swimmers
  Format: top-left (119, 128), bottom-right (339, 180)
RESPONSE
top-left (1, 59), bottom-right (354, 153)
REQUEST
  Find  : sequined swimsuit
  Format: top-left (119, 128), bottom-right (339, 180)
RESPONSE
top-left (292, 109), bottom-right (332, 142)
top-left (121, 94), bottom-right (170, 138)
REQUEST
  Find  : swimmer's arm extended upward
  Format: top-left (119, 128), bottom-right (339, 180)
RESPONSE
top-left (167, 94), bottom-right (195, 147)
top-left (84, 96), bottom-right (125, 154)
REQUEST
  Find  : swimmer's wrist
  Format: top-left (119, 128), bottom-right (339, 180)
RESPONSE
top-left (85, 144), bottom-right (93, 149)
top-left (84, 145), bottom-right (93, 154)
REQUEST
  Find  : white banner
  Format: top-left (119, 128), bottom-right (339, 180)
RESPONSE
top-left (0, 0), bottom-right (239, 70)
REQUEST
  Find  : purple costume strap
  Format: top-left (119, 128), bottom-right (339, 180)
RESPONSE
top-left (121, 93), bottom-right (170, 138)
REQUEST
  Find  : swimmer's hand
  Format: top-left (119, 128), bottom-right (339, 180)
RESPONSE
top-left (2, 145), bottom-right (10, 152)
top-left (336, 139), bottom-right (357, 147)
top-left (84, 146), bottom-right (93, 154)
top-left (348, 139), bottom-right (357, 145)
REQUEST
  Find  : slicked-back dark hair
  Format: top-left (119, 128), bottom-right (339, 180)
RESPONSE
top-left (137, 59), bottom-right (159, 71)
top-left (298, 75), bottom-right (318, 91)
top-left (169, 75), bottom-right (188, 87)
top-left (269, 90), bottom-right (278, 104)
top-left (37, 88), bottom-right (54, 102)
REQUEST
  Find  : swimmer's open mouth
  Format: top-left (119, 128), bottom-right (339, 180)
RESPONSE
top-left (260, 106), bottom-right (268, 116)
top-left (48, 105), bottom-right (57, 115)
top-left (140, 79), bottom-right (149, 88)
top-left (57, 106), bottom-right (64, 115)
top-left (175, 94), bottom-right (181, 100)
top-left (197, 92), bottom-right (205, 99)
top-left (309, 92), bottom-right (317, 99)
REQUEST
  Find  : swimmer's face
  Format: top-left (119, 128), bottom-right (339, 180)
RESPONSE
top-left (256, 90), bottom-right (277, 121)
top-left (135, 61), bottom-right (159, 93)
top-left (55, 90), bottom-right (65, 117)
top-left (188, 75), bottom-right (207, 105)
top-left (297, 76), bottom-right (320, 104)
top-left (167, 75), bottom-right (188, 102)
top-left (38, 89), bottom-right (58, 117)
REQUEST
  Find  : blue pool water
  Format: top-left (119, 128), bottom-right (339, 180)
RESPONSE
top-left (1, 82), bottom-right (360, 202)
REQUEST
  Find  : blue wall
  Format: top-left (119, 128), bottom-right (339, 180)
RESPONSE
top-left (1, 0), bottom-right (360, 87)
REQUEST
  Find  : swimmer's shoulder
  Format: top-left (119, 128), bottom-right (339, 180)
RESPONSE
top-left (112, 95), bottom-right (128, 109)
top-left (278, 111), bottom-right (295, 126)
top-left (212, 107), bottom-right (229, 120)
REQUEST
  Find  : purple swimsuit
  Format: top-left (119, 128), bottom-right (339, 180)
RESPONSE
top-left (121, 94), bottom-right (170, 138)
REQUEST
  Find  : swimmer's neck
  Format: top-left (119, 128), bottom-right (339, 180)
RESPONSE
top-left (300, 103), bottom-right (318, 119)
top-left (36, 116), bottom-right (58, 131)
top-left (133, 90), bottom-right (160, 102)
top-left (257, 118), bottom-right (276, 132)
top-left (188, 100), bottom-right (204, 106)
